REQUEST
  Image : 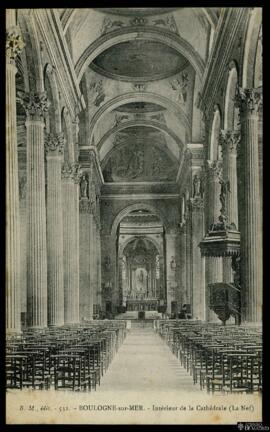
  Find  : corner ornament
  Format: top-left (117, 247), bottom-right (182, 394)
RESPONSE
top-left (18, 91), bottom-right (50, 120)
top-left (45, 132), bottom-right (65, 155)
top-left (6, 30), bottom-right (25, 61)
top-left (235, 87), bottom-right (262, 114)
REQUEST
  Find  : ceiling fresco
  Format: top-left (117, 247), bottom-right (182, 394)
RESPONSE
top-left (91, 40), bottom-right (189, 82)
top-left (102, 137), bottom-right (177, 183)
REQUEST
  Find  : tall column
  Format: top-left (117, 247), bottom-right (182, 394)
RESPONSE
top-left (96, 225), bottom-right (102, 309)
top-left (20, 92), bottom-right (50, 328)
top-left (79, 198), bottom-right (93, 320)
top-left (185, 216), bottom-right (192, 306)
top-left (220, 130), bottom-right (241, 283)
top-left (6, 16), bottom-right (25, 333)
top-left (165, 231), bottom-right (178, 314)
top-left (236, 88), bottom-right (263, 323)
top-left (205, 160), bottom-right (223, 322)
top-left (73, 167), bottom-right (81, 320)
top-left (62, 162), bottom-right (81, 324)
top-left (89, 181), bottom-right (97, 317)
top-left (190, 197), bottom-right (205, 320)
top-left (45, 133), bottom-right (65, 326)
top-left (179, 225), bottom-right (187, 306)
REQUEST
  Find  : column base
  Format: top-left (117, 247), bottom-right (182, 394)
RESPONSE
top-left (6, 329), bottom-right (22, 336)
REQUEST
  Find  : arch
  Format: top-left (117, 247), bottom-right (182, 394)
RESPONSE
top-left (209, 105), bottom-right (222, 160)
top-left (44, 64), bottom-right (61, 133)
top-left (224, 61), bottom-right (239, 130)
top-left (242, 8), bottom-right (262, 88)
top-left (111, 203), bottom-right (168, 238)
top-left (75, 27), bottom-right (205, 83)
top-left (119, 235), bottom-right (163, 257)
top-left (98, 120), bottom-right (183, 165)
top-left (90, 92), bottom-right (191, 142)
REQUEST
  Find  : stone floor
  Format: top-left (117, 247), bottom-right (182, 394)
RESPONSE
top-left (97, 324), bottom-right (197, 393)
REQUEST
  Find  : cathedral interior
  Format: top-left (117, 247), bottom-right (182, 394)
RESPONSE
top-left (6, 8), bottom-right (263, 406)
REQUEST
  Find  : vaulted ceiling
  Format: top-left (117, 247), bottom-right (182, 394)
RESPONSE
top-left (67, 7), bottom-right (215, 188)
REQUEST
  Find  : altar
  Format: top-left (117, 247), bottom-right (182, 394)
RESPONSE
top-left (126, 298), bottom-right (159, 311)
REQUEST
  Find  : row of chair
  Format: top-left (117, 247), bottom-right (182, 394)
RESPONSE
top-left (156, 320), bottom-right (262, 394)
top-left (6, 321), bottom-right (127, 391)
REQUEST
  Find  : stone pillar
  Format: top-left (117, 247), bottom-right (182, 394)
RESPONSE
top-left (96, 225), bottom-right (102, 309)
top-left (185, 216), bottom-right (192, 306)
top-left (88, 181), bottom-right (97, 316)
top-left (92, 218), bottom-right (98, 309)
top-left (190, 198), bottom-right (205, 320)
top-left (79, 198), bottom-right (93, 320)
top-left (6, 17), bottom-right (25, 333)
top-left (20, 91), bottom-right (50, 329)
top-left (220, 130), bottom-right (241, 283)
top-left (236, 88), bottom-right (263, 323)
top-left (45, 133), bottom-right (65, 326)
top-left (179, 225), bottom-right (187, 306)
top-left (165, 231), bottom-right (178, 314)
top-left (62, 162), bottom-right (81, 324)
top-left (205, 160), bottom-right (223, 322)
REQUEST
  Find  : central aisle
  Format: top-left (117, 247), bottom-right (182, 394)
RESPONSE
top-left (97, 324), bottom-right (197, 393)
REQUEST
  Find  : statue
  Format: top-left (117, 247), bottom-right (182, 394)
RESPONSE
top-left (80, 174), bottom-right (88, 198)
top-left (219, 178), bottom-right (230, 222)
top-left (192, 174), bottom-right (201, 198)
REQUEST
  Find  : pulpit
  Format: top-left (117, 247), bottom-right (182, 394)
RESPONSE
top-left (208, 283), bottom-right (241, 325)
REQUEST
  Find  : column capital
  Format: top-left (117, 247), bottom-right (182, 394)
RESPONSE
top-left (235, 87), bottom-right (263, 116)
top-left (220, 130), bottom-right (241, 156)
top-left (6, 28), bottom-right (25, 63)
top-left (45, 132), bottom-right (65, 156)
top-left (19, 91), bottom-right (50, 121)
top-left (61, 162), bottom-right (82, 183)
top-left (206, 160), bottom-right (223, 179)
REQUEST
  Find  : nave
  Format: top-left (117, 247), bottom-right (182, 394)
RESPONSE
top-left (96, 325), bottom-right (196, 393)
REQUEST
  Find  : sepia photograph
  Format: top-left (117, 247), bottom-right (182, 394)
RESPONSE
top-left (5, 6), bottom-right (263, 426)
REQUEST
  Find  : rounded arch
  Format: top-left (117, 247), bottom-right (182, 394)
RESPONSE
top-left (98, 120), bottom-right (183, 165)
top-left (44, 64), bottom-right (61, 133)
top-left (111, 203), bottom-right (168, 238)
top-left (75, 27), bottom-right (205, 83)
top-left (224, 61), bottom-right (240, 130)
top-left (90, 92), bottom-right (191, 142)
top-left (119, 235), bottom-right (162, 257)
top-left (242, 8), bottom-right (262, 88)
top-left (209, 105), bottom-right (222, 160)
